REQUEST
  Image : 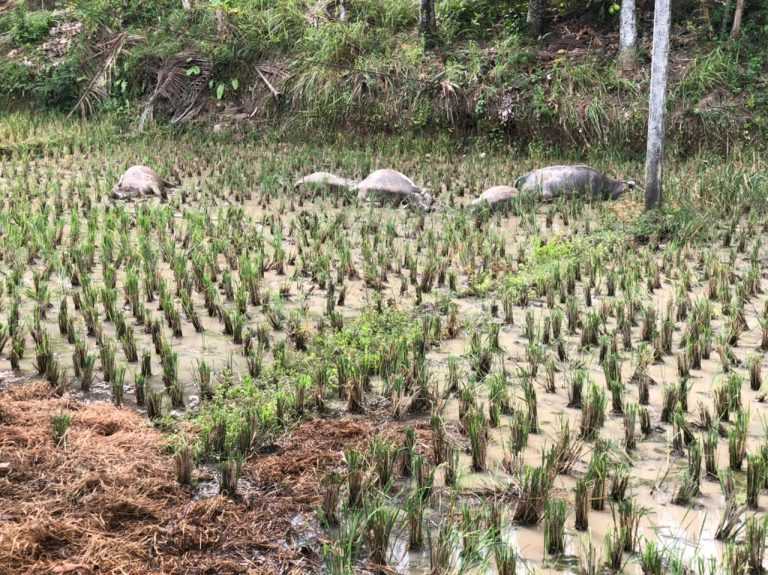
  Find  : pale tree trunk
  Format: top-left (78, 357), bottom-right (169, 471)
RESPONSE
top-left (700, 0), bottom-right (713, 33)
top-left (731, 0), bottom-right (745, 38)
top-left (619, 0), bottom-right (637, 70)
top-left (644, 0), bottom-right (671, 210)
top-left (420, 0), bottom-right (436, 48)
top-left (527, 0), bottom-right (546, 39)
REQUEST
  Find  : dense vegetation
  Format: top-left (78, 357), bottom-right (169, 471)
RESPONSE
top-left (1, 0), bottom-right (767, 152)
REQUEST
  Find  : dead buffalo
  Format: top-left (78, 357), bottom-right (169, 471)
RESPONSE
top-left (515, 165), bottom-right (633, 201)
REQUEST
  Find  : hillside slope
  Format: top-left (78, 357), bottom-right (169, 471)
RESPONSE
top-left (1, 0), bottom-right (766, 153)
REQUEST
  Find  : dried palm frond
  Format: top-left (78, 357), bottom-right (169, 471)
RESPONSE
top-left (69, 32), bottom-right (143, 118)
top-left (139, 52), bottom-right (212, 131)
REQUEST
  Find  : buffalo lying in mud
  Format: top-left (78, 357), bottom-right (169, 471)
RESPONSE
top-left (294, 168), bottom-right (434, 211)
top-left (515, 165), bottom-right (634, 201)
top-left (470, 185), bottom-right (518, 212)
top-left (112, 166), bottom-right (178, 200)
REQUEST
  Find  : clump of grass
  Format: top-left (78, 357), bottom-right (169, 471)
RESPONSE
top-left (320, 472), bottom-right (342, 527)
top-left (587, 446), bottom-right (608, 511)
top-left (746, 454), bottom-right (763, 509)
top-left (544, 498), bottom-right (567, 556)
top-left (345, 449), bottom-right (366, 508)
top-left (467, 408), bottom-right (488, 472)
top-left (568, 367), bottom-right (587, 408)
top-left (748, 354), bottom-right (763, 391)
top-left (494, 539), bottom-right (518, 575)
top-left (579, 381), bottom-right (606, 440)
top-left (513, 451), bottom-right (555, 525)
top-left (444, 444), bottom-right (460, 488)
top-left (728, 410), bottom-right (749, 471)
top-left (219, 457), bottom-right (240, 497)
top-left (604, 527), bottom-right (624, 571)
top-left (704, 428), bottom-right (719, 478)
top-left (174, 438), bottom-right (194, 486)
top-left (111, 365), bottom-right (125, 407)
top-left (615, 498), bottom-right (644, 553)
top-left (715, 497), bottom-right (746, 541)
top-left (639, 540), bottom-right (664, 575)
top-left (51, 412), bottom-right (71, 447)
top-left (406, 490), bottom-right (424, 551)
top-left (575, 477), bottom-right (590, 531)
top-left (624, 402), bottom-right (637, 451)
top-left (429, 520), bottom-right (458, 575)
top-left (744, 514), bottom-right (767, 574)
top-left (369, 436), bottom-right (396, 490)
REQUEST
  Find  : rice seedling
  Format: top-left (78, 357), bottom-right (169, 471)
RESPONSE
top-left (587, 447), bottom-right (608, 511)
top-left (744, 514), bottom-right (767, 574)
top-left (494, 540), bottom-right (519, 575)
top-left (429, 520), bottom-right (459, 575)
top-left (345, 449), bottom-right (366, 509)
top-left (520, 373), bottom-right (539, 432)
top-left (365, 499), bottom-right (399, 569)
top-left (715, 497), bottom-right (746, 541)
top-left (174, 438), bottom-right (194, 486)
top-left (369, 436), bottom-right (396, 490)
top-left (748, 354), bottom-right (763, 391)
top-left (615, 498), bottom-right (644, 553)
top-left (624, 402), bottom-right (638, 451)
top-left (728, 410), bottom-right (749, 471)
top-left (722, 542), bottom-right (749, 575)
top-left (467, 408), bottom-right (488, 472)
top-left (639, 540), bottom-right (664, 575)
top-left (568, 367), bottom-right (588, 408)
top-left (513, 451), bottom-right (555, 524)
top-left (51, 412), bottom-right (71, 447)
top-left (578, 536), bottom-right (600, 575)
top-left (609, 465), bottom-right (630, 502)
top-left (575, 477), bottom-right (590, 531)
top-left (219, 457), bottom-right (240, 497)
top-left (111, 365), bottom-right (125, 407)
top-left (604, 527), bottom-right (624, 571)
top-left (580, 381), bottom-right (606, 440)
top-left (746, 454), bottom-right (763, 509)
top-left (320, 472), bottom-right (342, 528)
top-left (544, 498), bottom-right (567, 556)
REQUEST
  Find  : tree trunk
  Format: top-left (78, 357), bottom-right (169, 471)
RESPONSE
top-left (527, 0), bottom-right (546, 39)
top-left (700, 0), bottom-right (713, 33)
top-left (420, 0), bottom-right (436, 48)
top-left (619, 0), bottom-right (637, 70)
top-left (644, 0), bottom-right (671, 210)
top-left (731, 0), bottom-right (745, 38)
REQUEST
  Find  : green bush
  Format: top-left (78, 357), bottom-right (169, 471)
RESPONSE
top-left (9, 7), bottom-right (55, 45)
top-left (0, 61), bottom-right (35, 100)
top-left (437, 0), bottom-right (523, 42)
top-left (34, 58), bottom-right (81, 110)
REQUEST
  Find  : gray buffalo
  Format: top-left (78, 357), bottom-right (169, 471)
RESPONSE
top-left (112, 165), bottom-right (177, 200)
top-left (470, 185), bottom-right (518, 212)
top-left (356, 169), bottom-right (434, 211)
top-left (515, 165), bottom-right (633, 201)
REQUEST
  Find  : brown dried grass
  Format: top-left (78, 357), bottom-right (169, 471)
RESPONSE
top-left (0, 381), bottom-right (314, 575)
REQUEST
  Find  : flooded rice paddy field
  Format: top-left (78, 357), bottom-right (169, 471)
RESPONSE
top-left (1, 118), bottom-right (768, 574)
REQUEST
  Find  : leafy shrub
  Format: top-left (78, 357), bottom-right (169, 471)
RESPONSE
top-left (437, 0), bottom-right (523, 42)
top-left (0, 61), bottom-right (35, 100)
top-left (34, 58), bottom-right (81, 109)
top-left (9, 7), bottom-right (54, 45)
